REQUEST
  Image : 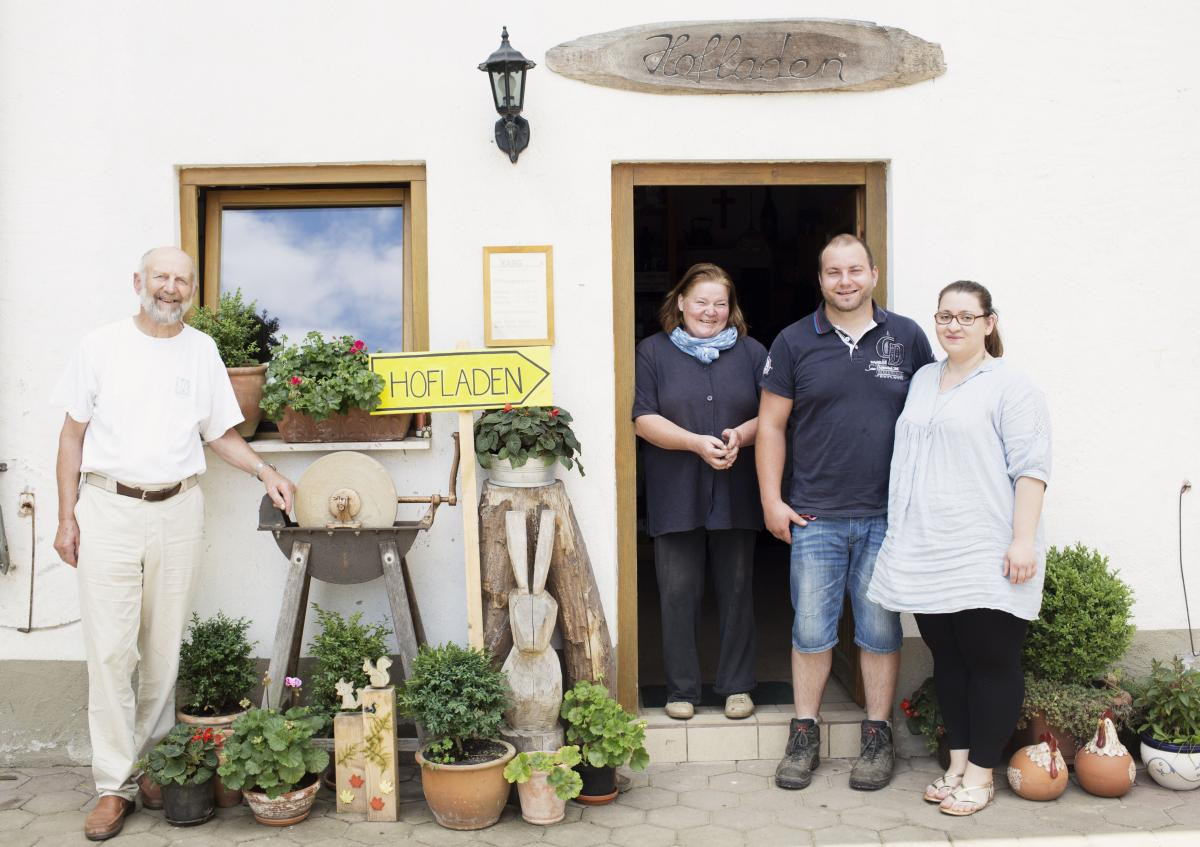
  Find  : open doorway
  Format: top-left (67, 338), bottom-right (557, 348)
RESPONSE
top-left (612, 163), bottom-right (889, 711)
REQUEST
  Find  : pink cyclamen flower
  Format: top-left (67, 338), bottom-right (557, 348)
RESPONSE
top-left (284, 676), bottom-right (302, 688)
top-left (351, 339), bottom-right (366, 353)
top-left (290, 376), bottom-right (302, 386)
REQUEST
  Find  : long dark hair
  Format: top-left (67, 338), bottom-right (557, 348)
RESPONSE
top-left (938, 280), bottom-right (1003, 357)
top-left (658, 262), bottom-right (748, 337)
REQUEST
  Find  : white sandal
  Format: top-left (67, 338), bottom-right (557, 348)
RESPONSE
top-left (939, 782), bottom-right (994, 816)
top-left (923, 771), bottom-right (964, 803)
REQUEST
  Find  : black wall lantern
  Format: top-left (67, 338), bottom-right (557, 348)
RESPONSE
top-left (479, 27), bottom-right (536, 163)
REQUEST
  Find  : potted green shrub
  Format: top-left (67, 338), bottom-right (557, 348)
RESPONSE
top-left (215, 683), bottom-right (329, 827)
top-left (397, 642), bottom-right (515, 830)
top-left (503, 745), bottom-right (583, 825)
top-left (187, 289), bottom-right (277, 437)
top-left (1018, 543), bottom-right (1135, 760)
top-left (560, 679), bottom-right (649, 805)
top-left (137, 723), bottom-right (220, 827)
top-left (1134, 656), bottom-right (1200, 790)
top-left (261, 332), bottom-right (409, 442)
top-left (307, 604), bottom-right (393, 728)
top-left (176, 611), bottom-right (259, 807)
top-left (474, 405), bottom-right (584, 487)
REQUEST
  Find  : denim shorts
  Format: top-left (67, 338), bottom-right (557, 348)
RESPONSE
top-left (789, 515), bottom-right (902, 654)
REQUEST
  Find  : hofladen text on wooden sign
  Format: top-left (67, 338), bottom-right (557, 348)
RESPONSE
top-left (369, 348), bottom-right (552, 414)
top-left (545, 19), bottom-right (945, 94)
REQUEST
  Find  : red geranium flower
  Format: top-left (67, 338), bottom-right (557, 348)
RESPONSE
top-left (550, 408), bottom-right (560, 417)
top-left (900, 699), bottom-right (911, 712)
top-left (290, 375), bottom-right (302, 386)
top-left (503, 403), bottom-right (513, 412)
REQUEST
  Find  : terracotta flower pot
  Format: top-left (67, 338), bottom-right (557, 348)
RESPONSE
top-left (515, 769), bottom-right (567, 825)
top-left (278, 406), bottom-right (411, 443)
top-left (242, 773), bottom-right (321, 826)
top-left (416, 740), bottom-right (515, 830)
top-left (228, 364), bottom-right (268, 438)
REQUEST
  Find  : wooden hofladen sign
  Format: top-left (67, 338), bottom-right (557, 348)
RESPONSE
top-left (369, 348), bottom-right (552, 414)
top-left (546, 18), bottom-right (945, 95)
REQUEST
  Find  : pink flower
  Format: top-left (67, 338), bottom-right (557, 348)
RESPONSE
top-left (550, 408), bottom-right (560, 418)
top-left (290, 376), bottom-right (302, 386)
top-left (284, 676), bottom-right (302, 688)
top-left (351, 339), bottom-right (366, 353)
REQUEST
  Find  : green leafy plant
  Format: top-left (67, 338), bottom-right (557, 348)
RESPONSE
top-left (396, 642), bottom-right (510, 764)
top-left (560, 679), bottom-right (649, 771)
top-left (1134, 656), bottom-right (1200, 745)
top-left (1022, 544), bottom-right (1135, 683)
top-left (474, 405), bottom-right (584, 476)
top-left (1018, 673), bottom-right (1134, 743)
top-left (901, 677), bottom-right (945, 754)
top-left (306, 604), bottom-right (392, 727)
top-left (260, 332), bottom-right (385, 421)
top-left (138, 723), bottom-right (221, 787)
top-left (503, 746), bottom-right (583, 800)
top-left (216, 705), bottom-right (329, 798)
top-left (177, 611), bottom-right (259, 716)
top-left (187, 288), bottom-right (263, 367)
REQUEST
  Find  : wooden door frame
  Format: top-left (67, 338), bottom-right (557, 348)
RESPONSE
top-left (611, 161), bottom-right (888, 710)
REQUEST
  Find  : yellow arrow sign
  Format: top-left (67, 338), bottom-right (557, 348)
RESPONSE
top-left (369, 348), bottom-right (552, 414)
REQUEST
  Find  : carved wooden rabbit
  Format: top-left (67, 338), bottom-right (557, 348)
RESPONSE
top-left (501, 509), bottom-right (562, 731)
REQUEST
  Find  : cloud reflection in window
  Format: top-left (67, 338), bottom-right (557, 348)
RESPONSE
top-left (219, 206), bottom-right (405, 353)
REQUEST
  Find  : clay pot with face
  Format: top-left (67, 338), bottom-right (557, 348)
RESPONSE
top-left (1075, 712), bottom-right (1136, 798)
top-left (1007, 733), bottom-right (1068, 801)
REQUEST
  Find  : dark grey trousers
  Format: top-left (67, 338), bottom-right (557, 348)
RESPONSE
top-left (654, 527), bottom-right (757, 704)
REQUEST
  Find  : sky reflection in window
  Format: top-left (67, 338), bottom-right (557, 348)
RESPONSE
top-left (220, 206), bottom-right (404, 353)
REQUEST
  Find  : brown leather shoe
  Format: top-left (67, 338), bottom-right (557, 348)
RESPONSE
top-left (137, 774), bottom-right (163, 810)
top-left (84, 795), bottom-right (135, 841)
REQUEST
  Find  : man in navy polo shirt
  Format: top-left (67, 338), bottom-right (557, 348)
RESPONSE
top-left (757, 234), bottom-right (934, 791)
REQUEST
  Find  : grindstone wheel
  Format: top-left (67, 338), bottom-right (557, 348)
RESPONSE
top-left (295, 451), bottom-right (398, 529)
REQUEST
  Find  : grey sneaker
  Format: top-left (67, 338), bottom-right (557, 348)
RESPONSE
top-left (775, 718), bottom-right (820, 789)
top-left (849, 719), bottom-right (895, 791)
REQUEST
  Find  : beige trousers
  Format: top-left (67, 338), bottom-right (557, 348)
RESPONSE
top-left (75, 482), bottom-right (204, 799)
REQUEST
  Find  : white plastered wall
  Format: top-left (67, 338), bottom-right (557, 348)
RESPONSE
top-left (1, 0), bottom-right (1198, 663)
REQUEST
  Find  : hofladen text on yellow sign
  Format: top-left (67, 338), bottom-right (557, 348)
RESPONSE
top-left (369, 348), bottom-right (552, 414)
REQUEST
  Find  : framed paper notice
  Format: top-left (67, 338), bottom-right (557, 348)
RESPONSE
top-left (483, 245), bottom-right (554, 346)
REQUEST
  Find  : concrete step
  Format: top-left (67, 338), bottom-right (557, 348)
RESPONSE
top-left (641, 702), bottom-right (868, 763)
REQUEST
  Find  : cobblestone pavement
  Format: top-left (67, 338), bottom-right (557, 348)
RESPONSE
top-left (2, 757), bottom-right (1198, 846)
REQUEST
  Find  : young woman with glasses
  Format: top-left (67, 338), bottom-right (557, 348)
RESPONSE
top-left (866, 281), bottom-right (1051, 816)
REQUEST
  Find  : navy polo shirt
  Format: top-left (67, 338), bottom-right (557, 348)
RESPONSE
top-left (634, 332), bottom-right (768, 537)
top-left (761, 304), bottom-right (934, 517)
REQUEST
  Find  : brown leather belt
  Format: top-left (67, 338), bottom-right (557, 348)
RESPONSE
top-left (83, 472), bottom-right (197, 502)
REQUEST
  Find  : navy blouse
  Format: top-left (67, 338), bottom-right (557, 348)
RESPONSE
top-left (633, 331), bottom-right (767, 537)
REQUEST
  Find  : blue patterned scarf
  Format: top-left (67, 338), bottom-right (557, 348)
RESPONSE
top-left (669, 326), bottom-right (738, 364)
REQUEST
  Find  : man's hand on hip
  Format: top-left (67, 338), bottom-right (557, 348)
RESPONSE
top-left (54, 518), bottom-right (80, 567)
top-left (763, 499), bottom-right (808, 543)
top-left (262, 468), bottom-right (296, 513)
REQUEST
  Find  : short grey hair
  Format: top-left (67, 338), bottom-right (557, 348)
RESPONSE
top-left (138, 246), bottom-right (196, 280)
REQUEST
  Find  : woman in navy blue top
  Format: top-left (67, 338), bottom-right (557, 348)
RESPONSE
top-left (633, 263), bottom-right (767, 721)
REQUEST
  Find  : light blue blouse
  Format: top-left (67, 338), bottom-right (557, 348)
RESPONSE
top-left (866, 358), bottom-right (1052, 620)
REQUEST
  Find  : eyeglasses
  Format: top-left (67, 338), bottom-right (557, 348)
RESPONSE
top-left (933, 311), bottom-right (988, 326)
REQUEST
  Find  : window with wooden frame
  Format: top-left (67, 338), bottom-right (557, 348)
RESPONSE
top-left (178, 165), bottom-right (428, 354)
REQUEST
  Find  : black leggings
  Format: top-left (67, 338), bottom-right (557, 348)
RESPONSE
top-left (914, 608), bottom-right (1028, 770)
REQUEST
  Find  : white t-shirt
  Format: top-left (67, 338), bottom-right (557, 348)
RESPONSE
top-left (52, 318), bottom-right (244, 484)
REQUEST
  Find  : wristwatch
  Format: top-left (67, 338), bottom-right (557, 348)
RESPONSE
top-left (252, 460), bottom-right (277, 481)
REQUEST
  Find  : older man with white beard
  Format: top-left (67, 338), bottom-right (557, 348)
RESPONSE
top-left (52, 246), bottom-right (295, 841)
